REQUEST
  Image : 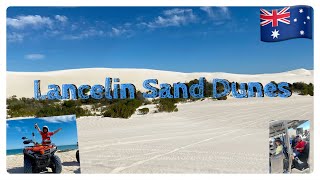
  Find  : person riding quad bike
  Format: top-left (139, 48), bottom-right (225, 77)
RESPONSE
top-left (34, 123), bottom-right (62, 144)
top-left (22, 124), bottom-right (63, 173)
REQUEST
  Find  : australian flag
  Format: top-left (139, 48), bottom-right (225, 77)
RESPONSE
top-left (260, 5), bottom-right (313, 42)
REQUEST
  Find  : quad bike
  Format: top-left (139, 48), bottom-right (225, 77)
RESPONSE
top-left (76, 150), bottom-right (80, 163)
top-left (22, 132), bottom-right (62, 173)
top-left (76, 142), bottom-right (80, 163)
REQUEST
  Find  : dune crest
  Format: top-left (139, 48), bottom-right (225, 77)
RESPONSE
top-left (7, 68), bottom-right (313, 98)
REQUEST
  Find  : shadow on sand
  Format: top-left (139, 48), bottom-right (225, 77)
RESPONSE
top-left (74, 168), bottom-right (81, 173)
top-left (62, 161), bottom-right (80, 166)
top-left (7, 161), bottom-right (80, 174)
top-left (7, 167), bottom-right (24, 174)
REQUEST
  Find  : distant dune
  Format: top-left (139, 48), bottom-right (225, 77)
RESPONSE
top-left (7, 68), bottom-right (313, 98)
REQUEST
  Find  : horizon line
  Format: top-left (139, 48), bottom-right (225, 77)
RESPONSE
top-left (7, 67), bottom-right (314, 75)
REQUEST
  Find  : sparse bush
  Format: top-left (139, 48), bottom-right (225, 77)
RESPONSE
top-left (143, 100), bottom-right (152, 105)
top-left (138, 108), bottom-right (149, 115)
top-left (7, 92), bottom-right (147, 119)
top-left (35, 101), bottom-right (91, 118)
top-left (152, 98), bottom-right (160, 104)
top-left (291, 82), bottom-right (313, 96)
top-left (217, 96), bottom-right (228, 100)
top-left (102, 99), bottom-right (143, 118)
top-left (156, 99), bottom-right (178, 112)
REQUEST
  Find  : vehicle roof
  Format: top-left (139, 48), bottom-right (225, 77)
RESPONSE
top-left (269, 120), bottom-right (308, 138)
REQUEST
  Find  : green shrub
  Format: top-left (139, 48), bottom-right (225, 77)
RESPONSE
top-left (156, 99), bottom-right (178, 112)
top-left (291, 82), bottom-right (313, 96)
top-left (6, 96), bottom-right (55, 118)
top-left (217, 96), bottom-right (228, 100)
top-left (102, 99), bottom-right (143, 118)
top-left (7, 93), bottom-right (147, 118)
top-left (35, 102), bottom-right (91, 118)
top-left (138, 108), bottom-right (149, 115)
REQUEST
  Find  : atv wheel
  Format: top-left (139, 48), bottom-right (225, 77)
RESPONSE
top-left (76, 150), bottom-right (80, 163)
top-left (24, 156), bottom-right (33, 173)
top-left (51, 155), bottom-right (62, 173)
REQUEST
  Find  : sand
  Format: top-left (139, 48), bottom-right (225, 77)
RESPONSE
top-left (6, 150), bottom-right (80, 174)
top-left (77, 96), bottom-right (313, 173)
top-left (7, 68), bottom-right (313, 98)
top-left (7, 68), bottom-right (314, 173)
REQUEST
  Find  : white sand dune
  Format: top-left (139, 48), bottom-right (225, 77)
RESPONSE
top-left (7, 68), bottom-right (313, 173)
top-left (77, 96), bottom-right (313, 173)
top-left (6, 150), bottom-right (80, 174)
top-left (7, 68), bottom-right (313, 98)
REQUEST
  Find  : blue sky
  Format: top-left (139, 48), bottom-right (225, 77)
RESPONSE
top-left (297, 121), bottom-right (310, 130)
top-left (7, 7), bottom-right (313, 73)
top-left (7, 115), bottom-right (78, 150)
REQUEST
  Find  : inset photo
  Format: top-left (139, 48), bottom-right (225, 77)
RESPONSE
top-left (269, 120), bottom-right (311, 174)
top-left (6, 115), bottom-right (81, 174)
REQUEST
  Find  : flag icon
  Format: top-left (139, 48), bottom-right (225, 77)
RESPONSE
top-left (260, 5), bottom-right (313, 42)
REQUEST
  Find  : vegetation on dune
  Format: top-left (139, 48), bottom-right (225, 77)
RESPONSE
top-left (102, 99), bottom-right (143, 118)
top-left (7, 96), bottom-right (92, 118)
top-left (185, 78), bottom-right (227, 100)
top-left (267, 81), bottom-right (313, 96)
top-left (156, 99), bottom-right (178, 112)
top-left (35, 100), bottom-right (91, 118)
top-left (6, 92), bottom-right (147, 119)
top-left (6, 81), bottom-right (313, 119)
top-left (290, 82), bottom-right (313, 96)
top-left (138, 108), bottom-right (149, 115)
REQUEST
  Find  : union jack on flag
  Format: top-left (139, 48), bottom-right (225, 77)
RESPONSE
top-left (260, 5), bottom-right (313, 42)
top-left (260, 7), bottom-right (290, 27)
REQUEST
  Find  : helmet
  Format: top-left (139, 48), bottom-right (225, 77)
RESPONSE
top-left (42, 126), bottom-right (49, 132)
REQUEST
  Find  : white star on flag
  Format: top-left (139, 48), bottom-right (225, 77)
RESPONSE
top-left (300, 30), bottom-right (305, 35)
top-left (307, 16), bottom-right (310, 20)
top-left (299, 9), bottom-right (304, 13)
top-left (271, 29), bottom-right (280, 39)
top-left (294, 18), bottom-right (297, 22)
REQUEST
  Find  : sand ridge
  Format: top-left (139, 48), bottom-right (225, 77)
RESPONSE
top-left (7, 68), bottom-right (313, 98)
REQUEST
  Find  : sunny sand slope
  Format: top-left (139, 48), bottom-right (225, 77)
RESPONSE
top-left (77, 96), bottom-right (313, 173)
top-left (7, 68), bottom-right (313, 98)
top-left (7, 150), bottom-right (80, 174)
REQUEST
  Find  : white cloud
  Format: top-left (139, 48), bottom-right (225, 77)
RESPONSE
top-left (40, 115), bottom-right (76, 123)
top-left (24, 54), bottom-right (45, 60)
top-left (7, 32), bottom-right (24, 42)
top-left (200, 7), bottom-right (230, 20)
top-left (109, 27), bottom-right (130, 37)
top-left (63, 25), bottom-right (131, 40)
top-left (111, 27), bottom-right (123, 36)
top-left (7, 15), bottom-right (70, 43)
top-left (7, 15), bottom-right (53, 29)
top-left (55, 15), bottom-right (68, 23)
top-left (142, 8), bottom-right (197, 29)
top-left (6, 8), bottom-right (233, 42)
top-left (163, 8), bottom-right (192, 16)
top-left (63, 27), bottom-right (105, 40)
